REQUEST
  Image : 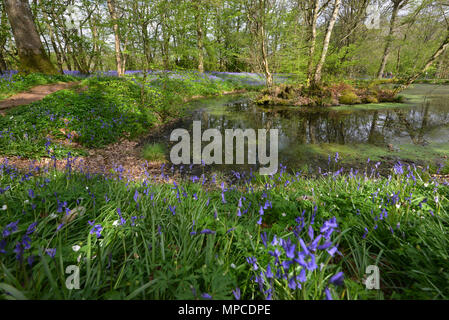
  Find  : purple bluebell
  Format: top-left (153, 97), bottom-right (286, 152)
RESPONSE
top-left (329, 271), bottom-right (344, 286)
top-left (246, 257), bottom-right (258, 271)
top-left (324, 287), bottom-right (333, 300)
top-left (200, 229), bottom-right (216, 235)
top-left (232, 288), bottom-right (241, 300)
top-left (201, 293), bottom-right (212, 300)
top-left (261, 232), bottom-right (268, 248)
top-left (266, 263), bottom-right (274, 279)
top-left (26, 222), bottom-right (37, 235)
top-left (46, 248), bottom-right (56, 258)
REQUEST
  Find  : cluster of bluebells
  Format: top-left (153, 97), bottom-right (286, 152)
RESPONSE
top-left (246, 215), bottom-right (343, 300)
top-left (1, 219), bottom-right (39, 265)
top-left (0, 152), bottom-right (447, 299)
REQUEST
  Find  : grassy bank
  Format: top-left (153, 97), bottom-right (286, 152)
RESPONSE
top-left (255, 82), bottom-right (404, 107)
top-left (0, 72), bottom-right (81, 101)
top-left (0, 159), bottom-right (447, 299)
top-left (0, 71), bottom-right (265, 159)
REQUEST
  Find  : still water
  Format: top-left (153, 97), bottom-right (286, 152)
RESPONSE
top-left (177, 84), bottom-right (449, 170)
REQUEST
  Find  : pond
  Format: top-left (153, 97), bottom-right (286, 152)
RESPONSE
top-left (169, 84), bottom-right (449, 172)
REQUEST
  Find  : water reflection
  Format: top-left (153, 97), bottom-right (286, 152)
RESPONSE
top-left (182, 84), bottom-right (449, 168)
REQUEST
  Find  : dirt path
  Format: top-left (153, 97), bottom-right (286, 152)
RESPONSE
top-left (0, 81), bottom-right (80, 114)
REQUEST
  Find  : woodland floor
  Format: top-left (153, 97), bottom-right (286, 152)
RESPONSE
top-left (0, 81), bottom-right (80, 115)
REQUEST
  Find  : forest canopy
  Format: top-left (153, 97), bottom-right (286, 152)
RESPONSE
top-left (0, 0), bottom-right (448, 84)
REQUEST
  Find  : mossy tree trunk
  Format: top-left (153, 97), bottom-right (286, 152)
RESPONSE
top-left (4, 0), bottom-right (59, 74)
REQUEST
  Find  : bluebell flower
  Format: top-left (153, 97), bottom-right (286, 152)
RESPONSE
top-left (362, 227), bottom-right (369, 239)
top-left (0, 240), bottom-right (6, 253)
top-left (266, 263), bottom-right (274, 278)
top-left (26, 222), bottom-right (37, 235)
top-left (329, 271), bottom-right (344, 286)
top-left (288, 277), bottom-right (297, 290)
top-left (46, 248), bottom-right (56, 258)
top-left (22, 235), bottom-right (31, 250)
top-left (232, 288), bottom-right (241, 300)
top-left (261, 232), bottom-right (268, 248)
top-left (88, 222), bottom-right (103, 238)
top-left (306, 254), bottom-right (317, 271)
top-left (327, 246), bottom-right (341, 257)
top-left (324, 287), bottom-right (333, 300)
top-left (2, 219), bottom-right (19, 238)
top-left (283, 239), bottom-right (296, 259)
top-left (308, 226), bottom-right (314, 241)
top-left (13, 242), bottom-right (24, 260)
top-left (246, 257), bottom-right (258, 271)
top-left (201, 293), bottom-right (212, 300)
top-left (200, 229), bottom-right (216, 235)
top-left (298, 268), bottom-right (307, 283)
top-left (281, 260), bottom-right (293, 272)
top-left (299, 238), bottom-right (310, 255)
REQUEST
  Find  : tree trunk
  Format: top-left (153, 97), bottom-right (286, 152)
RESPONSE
top-left (436, 55), bottom-right (446, 79)
top-left (0, 9), bottom-right (8, 72)
top-left (306, 0), bottom-right (320, 86)
top-left (313, 0), bottom-right (341, 84)
top-left (377, 1), bottom-right (402, 79)
top-left (394, 31), bottom-right (449, 94)
top-left (4, 0), bottom-right (58, 74)
top-left (0, 51), bottom-right (7, 72)
top-left (107, 0), bottom-right (123, 77)
top-left (196, 12), bottom-right (205, 73)
top-left (162, 17), bottom-right (170, 70)
top-left (261, 23), bottom-right (273, 88)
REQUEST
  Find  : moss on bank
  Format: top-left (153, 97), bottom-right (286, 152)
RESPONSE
top-left (255, 82), bottom-right (405, 107)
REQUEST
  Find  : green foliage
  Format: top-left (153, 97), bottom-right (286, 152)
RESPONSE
top-left (142, 143), bottom-right (167, 162)
top-left (0, 161), bottom-right (448, 299)
top-left (0, 72), bottom-right (258, 159)
top-left (339, 92), bottom-right (361, 105)
top-left (0, 73), bottom-right (79, 100)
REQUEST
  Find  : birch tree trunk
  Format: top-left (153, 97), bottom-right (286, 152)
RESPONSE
top-left (377, 0), bottom-right (408, 79)
top-left (107, 0), bottom-right (123, 77)
top-left (313, 0), bottom-right (341, 84)
top-left (4, 0), bottom-right (58, 74)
